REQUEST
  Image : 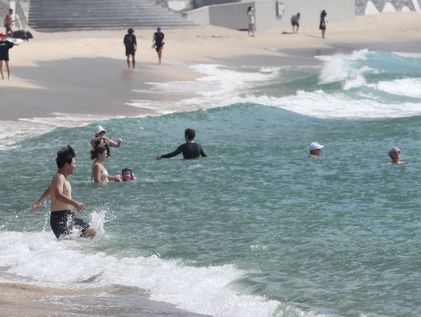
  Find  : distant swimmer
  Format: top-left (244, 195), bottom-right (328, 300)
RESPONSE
top-left (156, 128), bottom-right (207, 160)
top-left (124, 28), bottom-right (137, 69)
top-left (91, 145), bottom-right (121, 184)
top-left (90, 125), bottom-right (122, 158)
top-left (290, 12), bottom-right (300, 33)
top-left (308, 142), bottom-right (324, 158)
top-left (32, 145), bottom-right (96, 239)
top-left (388, 147), bottom-right (402, 164)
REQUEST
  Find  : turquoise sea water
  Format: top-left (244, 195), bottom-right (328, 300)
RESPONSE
top-left (0, 50), bottom-right (421, 317)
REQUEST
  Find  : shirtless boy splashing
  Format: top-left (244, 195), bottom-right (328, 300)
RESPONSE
top-left (32, 145), bottom-right (96, 239)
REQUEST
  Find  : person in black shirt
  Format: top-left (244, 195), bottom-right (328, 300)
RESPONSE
top-left (156, 128), bottom-right (207, 160)
top-left (152, 26), bottom-right (165, 64)
top-left (123, 28), bottom-right (137, 69)
top-left (319, 10), bottom-right (327, 39)
top-left (0, 33), bottom-right (15, 79)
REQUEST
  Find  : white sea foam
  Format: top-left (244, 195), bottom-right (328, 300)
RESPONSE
top-left (317, 50), bottom-right (373, 90)
top-left (0, 113), bottom-right (124, 150)
top-left (224, 91), bottom-right (421, 119)
top-left (129, 64), bottom-right (280, 114)
top-left (0, 230), bottom-right (333, 317)
top-left (370, 78), bottom-right (421, 98)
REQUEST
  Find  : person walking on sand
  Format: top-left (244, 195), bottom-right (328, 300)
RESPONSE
top-left (32, 145), bottom-right (96, 239)
top-left (0, 33), bottom-right (17, 80)
top-left (156, 128), bottom-right (207, 160)
top-left (124, 28), bottom-right (137, 69)
top-left (291, 12), bottom-right (300, 33)
top-left (3, 9), bottom-right (13, 36)
top-left (319, 10), bottom-right (327, 39)
top-left (247, 6), bottom-right (256, 37)
top-left (152, 26), bottom-right (165, 64)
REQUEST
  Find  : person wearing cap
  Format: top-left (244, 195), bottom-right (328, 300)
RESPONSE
top-left (0, 32), bottom-right (17, 79)
top-left (388, 147), bottom-right (402, 164)
top-left (123, 28), bottom-right (137, 69)
top-left (308, 142), bottom-right (324, 157)
top-left (152, 26), bottom-right (165, 64)
top-left (90, 125), bottom-right (122, 158)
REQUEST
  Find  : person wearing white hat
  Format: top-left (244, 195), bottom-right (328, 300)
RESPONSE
top-left (308, 142), bottom-right (324, 157)
top-left (90, 125), bottom-right (122, 158)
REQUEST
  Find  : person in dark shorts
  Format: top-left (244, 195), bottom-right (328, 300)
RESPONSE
top-left (0, 33), bottom-right (16, 79)
top-left (123, 28), bottom-right (137, 69)
top-left (156, 128), bottom-right (207, 160)
top-left (32, 145), bottom-right (96, 239)
top-left (3, 8), bottom-right (13, 36)
top-left (50, 210), bottom-right (90, 239)
top-left (152, 26), bottom-right (165, 64)
top-left (319, 10), bottom-right (327, 39)
top-left (290, 12), bottom-right (300, 33)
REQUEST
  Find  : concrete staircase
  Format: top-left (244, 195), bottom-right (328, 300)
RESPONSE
top-left (28, 0), bottom-right (195, 31)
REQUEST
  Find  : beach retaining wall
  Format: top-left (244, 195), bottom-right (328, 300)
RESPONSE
top-left (355, 0), bottom-right (421, 15)
top-left (186, 0), bottom-right (355, 30)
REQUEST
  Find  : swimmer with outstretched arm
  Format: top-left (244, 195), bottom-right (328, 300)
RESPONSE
top-left (32, 145), bottom-right (96, 239)
top-left (156, 128), bottom-right (207, 160)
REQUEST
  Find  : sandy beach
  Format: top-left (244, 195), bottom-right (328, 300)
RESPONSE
top-left (1, 11), bottom-right (421, 317)
top-left (2, 12), bottom-right (421, 121)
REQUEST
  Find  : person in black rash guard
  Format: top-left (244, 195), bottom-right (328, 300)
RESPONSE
top-left (156, 128), bottom-right (207, 160)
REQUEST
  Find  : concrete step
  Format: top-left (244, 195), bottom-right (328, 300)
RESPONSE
top-left (28, 0), bottom-right (195, 31)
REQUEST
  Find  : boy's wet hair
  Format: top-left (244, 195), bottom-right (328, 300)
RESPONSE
top-left (90, 145), bottom-right (107, 160)
top-left (184, 128), bottom-right (196, 141)
top-left (56, 145), bottom-right (76, 168)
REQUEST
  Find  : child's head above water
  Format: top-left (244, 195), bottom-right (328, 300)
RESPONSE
top-left (121, 168), bottom-right (136, 182)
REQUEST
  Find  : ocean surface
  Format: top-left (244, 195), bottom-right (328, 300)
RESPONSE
top-left (0, 50), bottom-right (420, 317)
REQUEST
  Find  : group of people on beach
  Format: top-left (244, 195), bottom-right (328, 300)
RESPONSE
top-left (124, 26), bottom-right (165, 69)
top-left (289, 10), bottom-right (328, 38)
top-left (32, 127), bottom-right (206, 240)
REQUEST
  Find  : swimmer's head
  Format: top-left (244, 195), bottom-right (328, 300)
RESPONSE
top-left (90, 145), bottom-right (107, 160)
top-left (184, 128), bottom-right (196, 141)
top-left (128, 28), bottom-right (134, 34)
top-left (121, 168), bottom-right (134, 181)
top-left (388, 147), bottom-right (400, 159)
top-left (157, 26), bottom-right (161, 32)
top-left (56, 145), bottom-right (76, 168)
top-left (95, 125), bottom-right (106, 137)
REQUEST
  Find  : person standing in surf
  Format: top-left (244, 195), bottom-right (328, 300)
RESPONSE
top-left (156, 128), bottom-right (207, 160)
top-left (123, 28), bottom-right (137, 69)
top-left (388, 147), bottom-right (402, 164)
top-left (32, 145), bottom-right (96, 239)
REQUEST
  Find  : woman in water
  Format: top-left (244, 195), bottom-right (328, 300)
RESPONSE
top-left (91, 146), bottom-right (120, 184)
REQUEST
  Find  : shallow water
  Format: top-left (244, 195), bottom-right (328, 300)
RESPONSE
top-left (0, 50), bottom-right (420, 317)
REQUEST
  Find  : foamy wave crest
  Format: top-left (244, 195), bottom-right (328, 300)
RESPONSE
top-left (130, 64), bottom-right (281, 113)
top-left (0, 230), bottom-right (331, 317)
top-left (229, 91), bottom-right (421, 119)
top-left (0, 113), bottom-right (124, 150)
top-left (371, 78), bottom-right (421, 98)
top-left (317, 49), bottom-right (373, 90)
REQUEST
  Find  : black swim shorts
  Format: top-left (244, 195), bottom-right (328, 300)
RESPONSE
top-left (50, 210), bottom-right (90, 239)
